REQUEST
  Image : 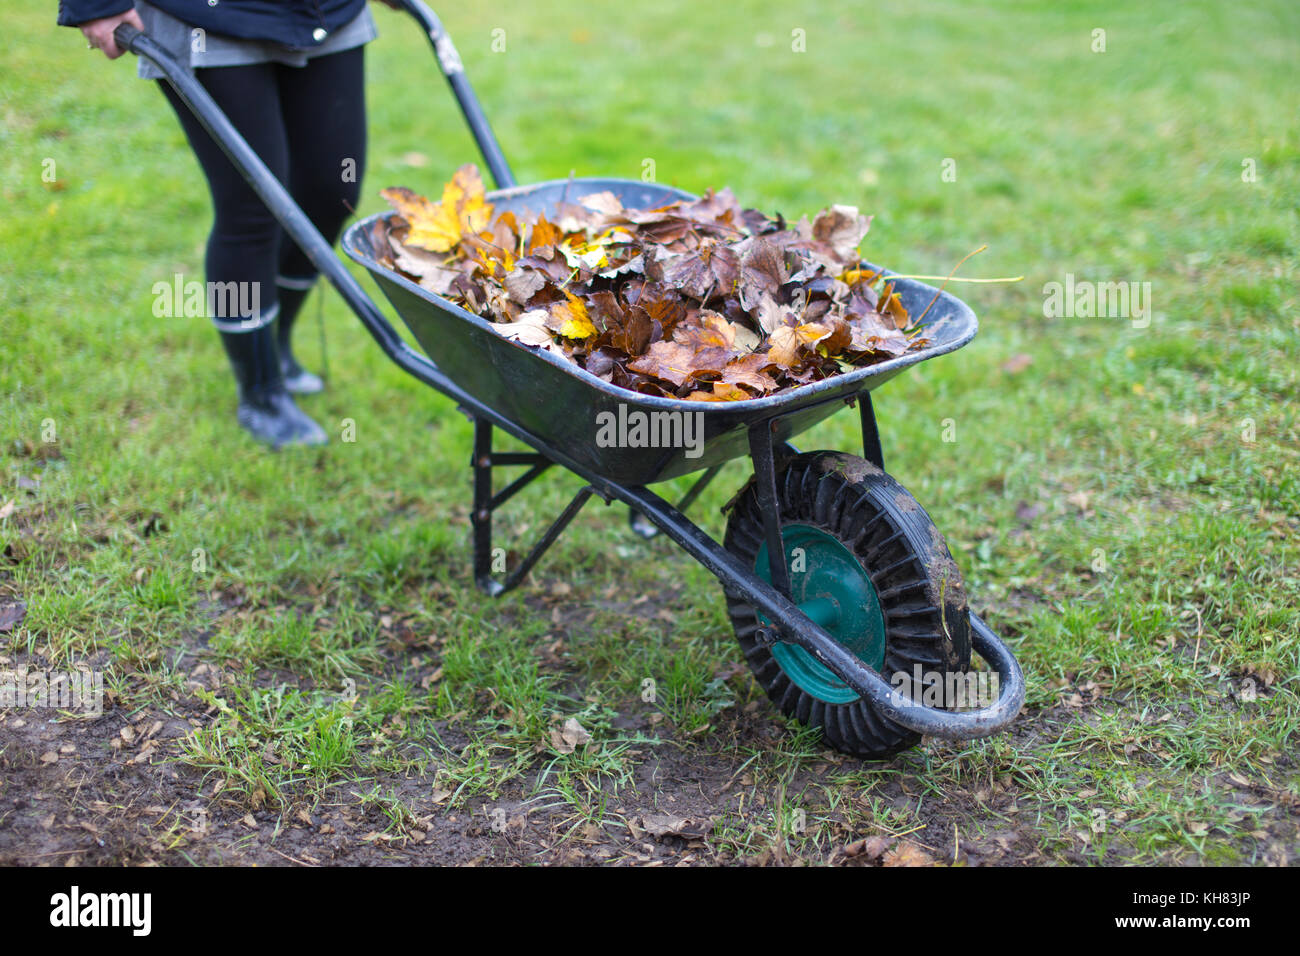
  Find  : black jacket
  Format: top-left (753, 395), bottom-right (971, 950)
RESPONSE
top-left (57, 0), bottom-right (369, 49)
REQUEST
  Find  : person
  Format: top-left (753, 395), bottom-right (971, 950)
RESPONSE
top-left (59, 1), bottom-right (395, 448)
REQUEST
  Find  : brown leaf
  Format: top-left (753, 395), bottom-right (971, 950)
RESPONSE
top-left (882, 841), bottom-right (936, 867)
top-left (1001, 353), bottom-right (1033, 374)
top-left (627, 340), bottom-right (700, 388)
top-left (503, 265), bottom-right (547, 305)
top-left (736, 237), bottom-right (789, 310)
top-left (640, 813), bottom-right (707, 839)
top-left (843, 835), bottom-right (892, 861)
top-left (811, 204), bottom-right (871, 264)
top-left (662, 239), bottom-right (740, 301)
top-left (718, 353), bottom-right (779, 394)
top-left (549, 717), bottom-right (592, 754)
top-left (878, 283), bottom-right (910, 329)
top-left (766, 326), bottom-right (803, 367)
top-left (0, 601), bottom-right (26, 633)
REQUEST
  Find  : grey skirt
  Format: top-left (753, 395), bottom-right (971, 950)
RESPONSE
top-left (133, 1), bottom-right (378, 80)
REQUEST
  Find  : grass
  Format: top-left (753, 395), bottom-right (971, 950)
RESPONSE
top-left (1, 1), bottom-right (1297, 865)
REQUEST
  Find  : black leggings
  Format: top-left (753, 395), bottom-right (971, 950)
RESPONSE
top-left (158, 46), bottom-right (367, 324)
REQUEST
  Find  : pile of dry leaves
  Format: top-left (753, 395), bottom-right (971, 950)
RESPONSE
top-left (374, 165), bottom-right (929, 402)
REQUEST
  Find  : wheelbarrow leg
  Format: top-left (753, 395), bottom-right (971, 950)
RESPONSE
top-left (471, 417), bottom-right (589, 595)
top-left (859, 393), bottom-right (884, 470)
top-left (472, 420), bottom-right (497, 592)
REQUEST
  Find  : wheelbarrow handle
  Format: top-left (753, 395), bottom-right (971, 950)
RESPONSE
top-left (391, 0), bottom-right (516, 190)
top-left (113, 24), bottom-right (450, 397)
top-left (113, 22), bottom-right (142, 53)
top-left (118, 7), bottom-right (515, 190)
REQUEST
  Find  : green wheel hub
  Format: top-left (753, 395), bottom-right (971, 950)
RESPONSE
top-left (755, 523), bottom-right (887, 704)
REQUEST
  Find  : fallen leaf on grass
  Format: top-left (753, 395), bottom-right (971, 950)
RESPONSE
top-left (0, 601), bottom-right (26, 633)
top-left (640, 813), bottom-right (709, 840)
top-left (843, 835), bottom-right (892, 861)
top-left (1001, 353), bottom-right (1033, 374)
top-left (882, 842), bottom-right (936, 867)
top-left (549, 717), bottom-right (592, 754)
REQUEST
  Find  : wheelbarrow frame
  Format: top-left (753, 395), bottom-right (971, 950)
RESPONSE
top-left (110, 0), bottom-right (1025, 742)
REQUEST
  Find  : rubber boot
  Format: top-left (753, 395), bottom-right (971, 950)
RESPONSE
top-left (274, 279), bottom-right (325, 394)
top-left (219, 321), bottom-right (327, 449)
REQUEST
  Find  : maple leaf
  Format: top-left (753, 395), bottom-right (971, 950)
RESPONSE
top-left (381, 164), bottom-right (492, 252)
top-left (661, 238), bottom-right (740, 301)
top-left (718, 352), bottom-right (779, 394)
top-left (627, 340), bottom-right (699, 388)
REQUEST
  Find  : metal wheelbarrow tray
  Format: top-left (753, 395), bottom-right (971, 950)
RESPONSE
top-left (343, 177), bottom-right (977, 486)
top-left (114, 0), bottom-right (1024, 759)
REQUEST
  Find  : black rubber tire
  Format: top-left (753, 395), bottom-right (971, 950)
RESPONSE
top-left (723, 451), bottom-right (972, 759)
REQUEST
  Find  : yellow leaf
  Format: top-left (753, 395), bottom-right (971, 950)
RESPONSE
top-left (794, 322), bottom-right (832, 347)
top-left (381, 164), bottom-right (493, 253)
top-left (711, 382), bottom-right (750, 401)
top-left (840, 267), bottom-right (881, 287)
top-left (549, 294), bottom-right (596, 340)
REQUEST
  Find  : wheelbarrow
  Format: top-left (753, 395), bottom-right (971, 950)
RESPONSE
top-left (113, 0), bottom-right (1024, 759)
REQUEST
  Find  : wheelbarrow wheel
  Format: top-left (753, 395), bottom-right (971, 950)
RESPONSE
top-left (723, 451), bottom-right (972, 759)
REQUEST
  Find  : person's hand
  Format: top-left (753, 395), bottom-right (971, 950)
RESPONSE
top-left (78, 8), bottom-right (145, 59)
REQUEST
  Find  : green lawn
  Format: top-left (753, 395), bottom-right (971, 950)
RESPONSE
top-left (1, 1), bottom-right (1296, 865)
